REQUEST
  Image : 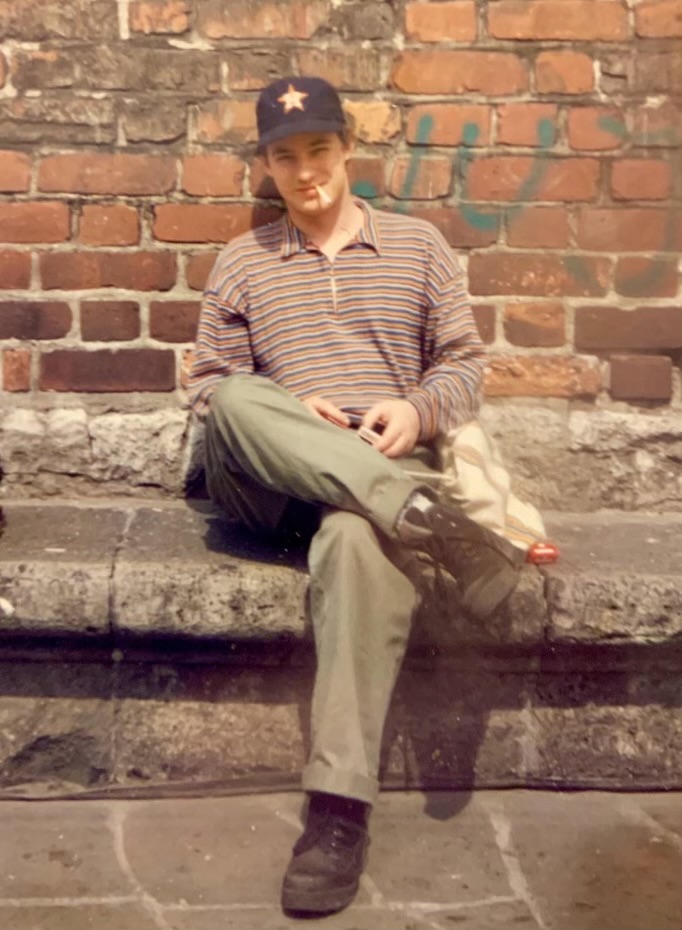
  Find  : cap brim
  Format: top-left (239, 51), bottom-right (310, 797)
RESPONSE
top-left (258, 118), bottom-right (347, 149)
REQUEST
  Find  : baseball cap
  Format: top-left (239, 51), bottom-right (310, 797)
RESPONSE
top-left (256, 76), bottom-right (347, 150)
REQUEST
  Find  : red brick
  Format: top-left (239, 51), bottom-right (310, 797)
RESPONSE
top-left (575, 305), bottom-right (682, 350)
top-left (609, 354), bottom-right (673, 401)
top-left (469, 253), bottom-right (611, 297)
top-left (348, 158), bottom-right (387, 199)
top-left (80, 301), bottom-right (140, 341)
top-left (390, 157), bottom-right (452, 200)
top-left (504, 302), bottom-right (565, 346)
top-left (615, 257), bottom-right (678, 297)
top-left (194, 100), bottom-right (258, 145)
top-left (0, 51), bottom-right (6, 88)
top-left (576, 208), bottom-right (680, 252)
top-left (610, 159), bottom-right (672, 201)
top-left (0, 300), bottom-right (71, 339)
top-left (392, 50), bottom-right (528, 95)
top-left (0, 203), bottom-right (70, 243)
top-left (535, 50), bottom-right (594, 94)
top-left (197, 0), bottom-right (329, 38)
top-left (182, 155), bottom-right (245, 197)
top-left (3, 348), bottom-right (31, 392)
top-left (634, 49), bottom-right (682, 95)
top-left (186, 252), bottom-right (219, 291)
top-left (130, 0), bottom-right (190, 33)
top-left (226, 50), bottom-right (296, 91)
top-left (488, 1), bottom-right (629, 40)
top-left (154, 204), bottom-right (279, 243)
top-left (40, 349), bottom-right (176, 392)
top-left (410, 207), bottom-right (499, 248)
top-left (149, 300), bottom-right (201, 342)
top-left (466, 157), bottom-right (599, 202)
top-left (78, 205), bottom-right (140, 246)
top-left (484, 355), bottom-right (601, 398)
top-left (567, 108), bottom-right (625, 151)
top-left (40, 252), bottom-right (177, 291)
top-left (0, 251), bottom-right (31, 289)
top-left (406, 105), bottom-right (491, 146)
top-left (405, 1), bottom-right (477, 41)
top-left (0, 151), bottom-right (31, 192)
top-left (633, 103), bottom-right (682, 148)
top-left (635, 0), bottom-right (682, 36)
top-left (507, 206), bottom-right (571, 248)
top-left (496, 104), bottom-right (558, 147)
top-left (344, 101), bottom-right (401, 145)
top-left (295, 48), bottom-right (383, 91)
top-left (472, 304), bottom-right (496, 343)
top-left (38, 153), bottom-right (176, 195)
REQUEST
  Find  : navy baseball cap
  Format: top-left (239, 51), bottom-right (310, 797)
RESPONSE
top-left (256, 76), bottom-right (347, 150)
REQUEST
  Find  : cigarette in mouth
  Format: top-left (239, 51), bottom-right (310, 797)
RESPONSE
top-left (315, 184), bottom-right (332, 206)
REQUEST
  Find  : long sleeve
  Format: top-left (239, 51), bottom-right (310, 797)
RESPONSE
top-left (405, 234), bottom-right (486, 440)
top-left (187, 251), bottom-right (255, 419)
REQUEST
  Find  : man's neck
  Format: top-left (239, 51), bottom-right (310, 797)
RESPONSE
top-left (290, 192), bottom-right (364, 260)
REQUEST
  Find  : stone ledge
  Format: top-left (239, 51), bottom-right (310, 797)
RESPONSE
top-left (0, 500), bottom-right (681, 648)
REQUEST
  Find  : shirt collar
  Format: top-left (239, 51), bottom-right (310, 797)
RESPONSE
top-left (280, 199), bottom-right (381, 259)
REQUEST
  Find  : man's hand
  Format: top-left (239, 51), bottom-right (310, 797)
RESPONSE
top-left (303, 395), bottom-right (351, 428)
top-left (363, 399), bottom-right (421, 458)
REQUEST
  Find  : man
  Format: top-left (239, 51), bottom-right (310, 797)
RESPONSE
top-left (188, 76), bottom-right (524, 916)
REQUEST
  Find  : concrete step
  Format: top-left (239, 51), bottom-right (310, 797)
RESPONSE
top-left (0, 500), bottom-right (680, 797)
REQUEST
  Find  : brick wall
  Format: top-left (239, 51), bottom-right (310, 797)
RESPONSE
top-left (0, 0), bottom-right (681, 502)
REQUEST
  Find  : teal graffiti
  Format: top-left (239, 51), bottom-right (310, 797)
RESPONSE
top-left (370, 109), bottom-right (679, 297)
top-left (351, 179), bottom-right (379, 198)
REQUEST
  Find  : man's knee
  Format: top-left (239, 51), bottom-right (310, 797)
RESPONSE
top-left (313, 510), bottom-right (377, 555)
top-left (209, 373), bottom-right (254, 420)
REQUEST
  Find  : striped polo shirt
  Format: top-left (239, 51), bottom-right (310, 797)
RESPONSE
top-left (188, 200), bottom-right (485, 441)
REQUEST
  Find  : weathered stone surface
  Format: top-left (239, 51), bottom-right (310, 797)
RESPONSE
top-left (0, 407), bottom-right (189, 495)
top-left (496, 790), bottom-right (682, 930)
top-left (113, 664), bottom-right (309, 785)
top-left (0, 662), bottom-right (115, 789)
top-left (123, 796), bottom-right (298, 906)
top-left (544, 512), bottom-right (682, 642)
top-left (482, 402), bottom-right (682, 511)
top-left (88, 410), bottom-right (188, 490)
top-left (0, 799), bottom-right (128, 898)
top-left (0, 504), bottom-right (126, 634)
top-left (113, 504), bottom-right (309, 638)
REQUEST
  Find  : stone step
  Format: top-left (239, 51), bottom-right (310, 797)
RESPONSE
top-left (0, 500), bottom-right (680, 797)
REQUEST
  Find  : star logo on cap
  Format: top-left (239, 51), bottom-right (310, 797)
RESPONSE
top-left (277, 84), bottom-right (308, 114)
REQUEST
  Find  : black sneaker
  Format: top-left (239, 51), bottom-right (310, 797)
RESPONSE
top-left (281, 794), bottom-right (369, 915)
top-left (403, 501), bottom-right (526, 620)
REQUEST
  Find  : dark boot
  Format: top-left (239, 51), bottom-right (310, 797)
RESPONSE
top-left (281, 792), bottom-right (369, 915)
top-left (402, 501), bottom-right (526, 620)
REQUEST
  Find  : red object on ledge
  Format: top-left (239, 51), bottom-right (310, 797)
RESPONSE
top-left (527, 541), bottom-right (560, 564)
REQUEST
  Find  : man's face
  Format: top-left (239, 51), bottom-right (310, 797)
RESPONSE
top-left (262, 132), bottom-right (352, 215)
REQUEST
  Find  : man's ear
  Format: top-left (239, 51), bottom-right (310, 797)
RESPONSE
top-left (343, 133), bottom-right (356, 162)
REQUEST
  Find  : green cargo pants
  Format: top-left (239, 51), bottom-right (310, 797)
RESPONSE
top-left (205, 373), bottom-right (441, 804)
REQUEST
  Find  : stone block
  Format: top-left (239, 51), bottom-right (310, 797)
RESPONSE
top-left (543, 512), bottom-right (682, 643)
top-left (493, 789), bottom-right (682, 930)
top-left (0, 800), bottom-right (128, 898)
top-left (122, 795), bottom-right (299, 906)
top-left (112, 664), bottom-right (309, 785)
top-left (0, 661), bottom-right (115, 789)
top-left (112, 504), bottom-right (309, 639)
top-left (0, 504), bottom-right (126, 635)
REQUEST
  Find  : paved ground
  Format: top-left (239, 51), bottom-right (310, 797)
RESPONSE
top-left (0, 789), bottom-right (679, 930)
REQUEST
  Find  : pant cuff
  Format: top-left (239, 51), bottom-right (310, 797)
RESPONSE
top-left (301, 761), bottom-right (379, 806)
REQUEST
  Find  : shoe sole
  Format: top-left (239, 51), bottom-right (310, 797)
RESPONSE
top-left (281, 877), bottom-right (360, 914)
